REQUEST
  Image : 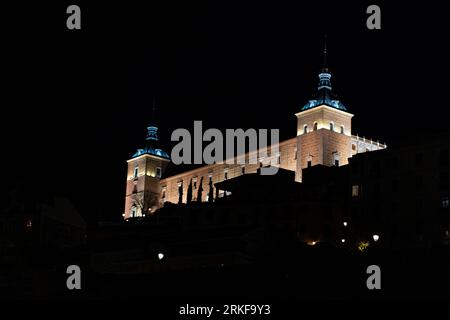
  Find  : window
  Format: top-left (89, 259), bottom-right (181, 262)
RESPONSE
top-left (241, 166), bottom-right (245, 174)
top-left (224, 170), bottom-right (228, 180)
top-left (352, 185), bottom-right (359, 197)
top-left (133, 166), bottom-right (139, 179)
top-left (330, 122), bottom-right (334, 131)
top-left (303, 125), bottom-right (308, 134)
top-left (156, 167), bottom-right (162, 178)
top-left (162, 189), bottom-right (166, 199)
top-left (314, 122), bottom-right (318, 131)
top-left (277, 155), bottom-right (281, 165)
top-left (131, 206), bottom-right (137, 217)
top-left (442, 196), bottom-right (449, 209)
top-left (307, 160), bottom-right (312, 168)
top-left (352, 144), bottom-right (356, 151)
top-left (333, 152), bottom-right (339, 166)
top-left (340, 125), bottom-right (344, 134)
top-left (193, 177), bottom-right (197, 189)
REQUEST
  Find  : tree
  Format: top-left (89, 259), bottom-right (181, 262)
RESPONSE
top-left (133, 191), bottom-right (159, 217)
top-left (197, 177), bottom-right (204, 203)
top-left (208, 177), bottom-right (214, 203)
top-left (178, 184), bottom-right (183, 204)
top-left (186, 179), bottom-right (193, 204)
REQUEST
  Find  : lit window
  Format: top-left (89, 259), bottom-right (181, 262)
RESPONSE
top-left (156, 167), bottom-right (162, 178)
top-left (442, 197), bottom-right (449, 209)
top-left (352, 185), bottom-right (359, 197)
top-left (26, 219), bottom-right (32, 231)
top-left (133, 166), bottom-right (139, 179)
top-left (131, 206), bottom-right (137, 217)
top-left (333, 152), bottom-right (340, 166)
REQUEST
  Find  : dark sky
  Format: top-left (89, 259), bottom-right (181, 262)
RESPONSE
top-left (3, 1), bottom-right (449, 223)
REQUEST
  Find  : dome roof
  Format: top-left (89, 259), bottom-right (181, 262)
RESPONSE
top-left (301, 71), bottom-right (347, 112)
top-left (132, 146), bottom-right (170, 160)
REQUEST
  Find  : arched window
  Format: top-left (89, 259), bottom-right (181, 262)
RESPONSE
top-left (303, 125), bottom-right (308, 134)
top-left (330, 122), bottom-right (334, 131)
top-left (131, 206), bottom-right (137, 217)
top-left (314, 122), bottom-right (318, 131)
top-left (340, 125), bottom-right (344, 134)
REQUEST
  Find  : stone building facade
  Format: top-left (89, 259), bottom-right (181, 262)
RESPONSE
top-left (123, 54), bottom-right (386, 219)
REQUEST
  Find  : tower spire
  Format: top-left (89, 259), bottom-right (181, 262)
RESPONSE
top-left (322, 34), bottom-right (328, 72)
top-left (300, 36), bottom-right (347, 112)
top-left (151, 96), bottom-right (157, 126)
top-left (146, 97), bottom-right (159, 142)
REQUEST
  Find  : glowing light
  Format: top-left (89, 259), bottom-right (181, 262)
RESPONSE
top-left (307, 241), bottom-right (318, 246)
top-left (373, 234), bottom-right (380, 242)
top-left (357, 241), bottom-right (370, 252)
top-left (26, 219), bottom-right (32, 231)
top-left (341, 239), bottom-right (346, 243)
top-left (158, 253), bottom-right (164, 260)
top-left (343, 221), bottom-right (348, 227)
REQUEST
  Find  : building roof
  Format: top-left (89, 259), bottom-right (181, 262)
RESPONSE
top-left (131, 104), bottom-right (170, 160)
top-left (301, 71), bottom-right (347, 112)
top-left (132, 146), bottom-right (170, 160)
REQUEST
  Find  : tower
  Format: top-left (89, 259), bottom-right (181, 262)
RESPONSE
top-left (295, 40), bottom-right (353, 181)
top-left (124, 101), bottom-right (170, 219)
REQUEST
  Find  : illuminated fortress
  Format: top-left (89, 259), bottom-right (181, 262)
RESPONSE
top-left (123, 50), bottom-right (386, 219)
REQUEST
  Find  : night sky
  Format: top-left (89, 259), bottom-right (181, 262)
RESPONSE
top-left (3, 1), bottom-right (448, 223)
